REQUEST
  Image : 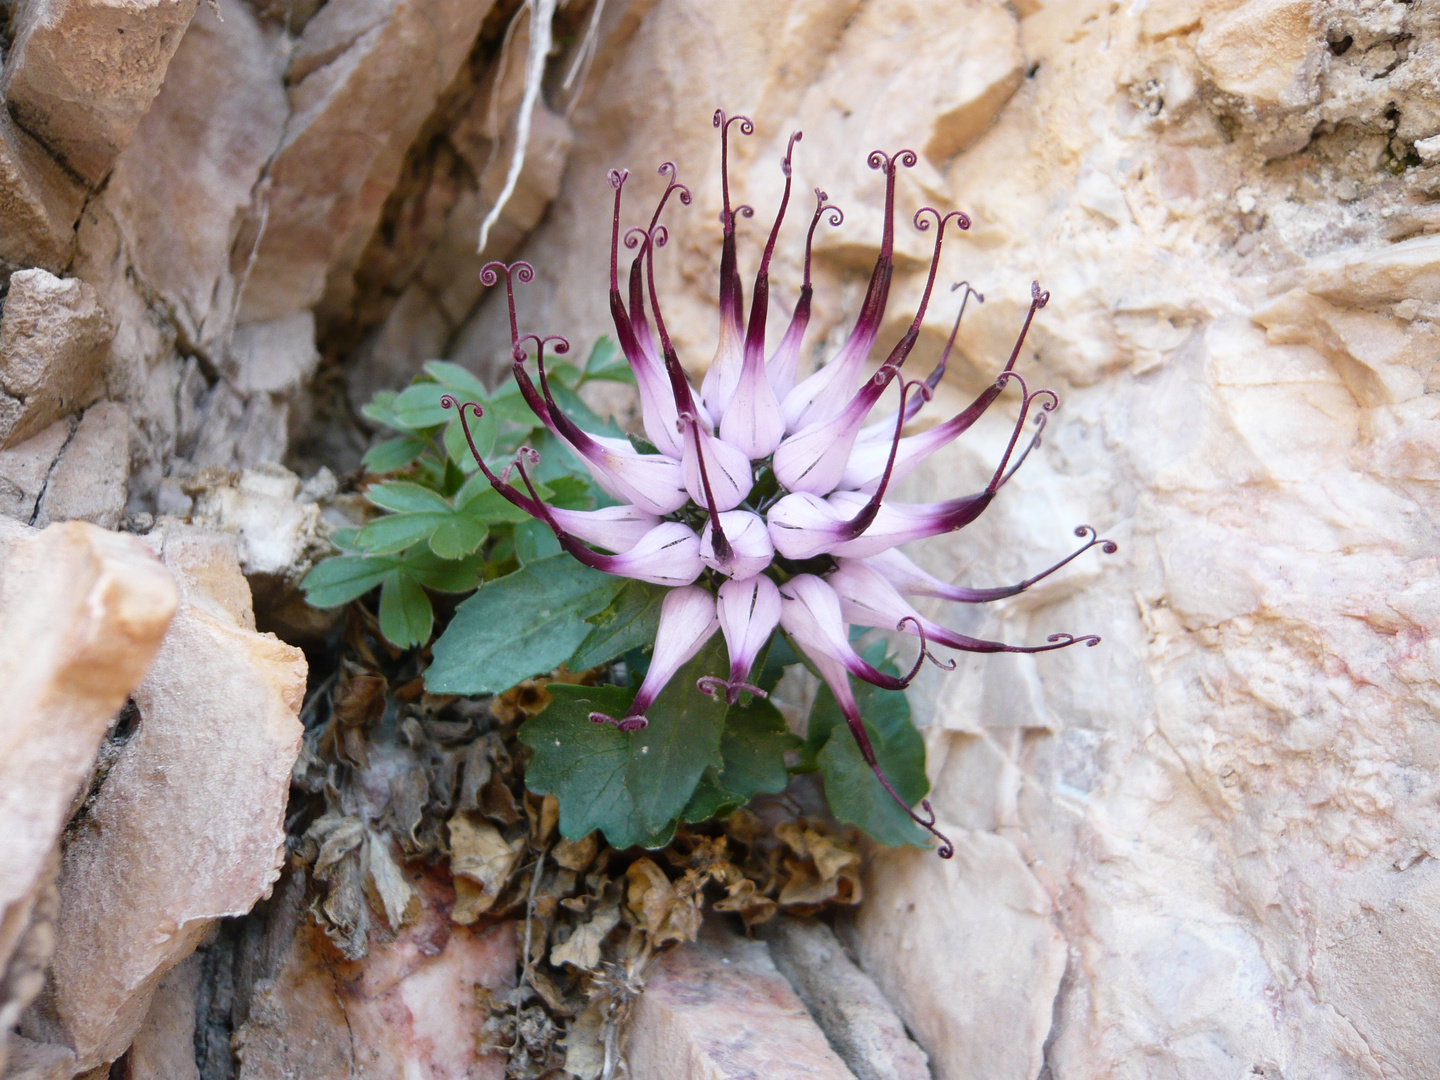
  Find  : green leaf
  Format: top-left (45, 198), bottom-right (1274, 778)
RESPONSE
top-left (716, 698), bottom-right (801, 801)
top-left (301, 553), bottom-right (396, 607)
top-left (546, 380), bottom-right (625, 438)
top-left (428, 515), bottom-right (488, 560)
top-left (443, 411), bottom-right (497, 470)
top-left (582, 336), bottom-right (634, 384)
top-left (520, 639), bottom-right (727, 845)
top-left (362, 436), bottom-right (429, 474)
top-left (361, 390), bottom-right (405, 430)
top-left (378, 571), bottom-right (433, 648)
top-left (513, 518), bottom-right (561, 564)
top-left (425, 555), bottom-right (623, 694)
top-left (355, 512), bottom-right (447, 555)
top-left (400, 548), bottom-right (486, 592)
top-left (626, 638), bottom-right (728, 831)
top-left (423, 360), bottom-right (490, 401)
top-left (391, 383), bottom-right (454, 429)
top-left (808, 645), bottom-right (930, 848)
top-left (518, 684), bottom-right (657, 849)
top-left (365, 481), bottom-right (452, 514)
top-left (567, 579), bottom-right (667, 671)
top-left (681, 769), bottom-right (744, 823)
top-left (678, 697), bottom-right (800, 822)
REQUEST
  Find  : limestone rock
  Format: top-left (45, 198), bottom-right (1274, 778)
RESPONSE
top-left (235, 0), bottom-right (500, 324)
top-left (0, 269), bottom-right (114, 450)
top-left (97, 0), bottom-right (289, 355)
top-left (626, 922), bottom-right (857, 1080)
top-left (33, 402), bottom-right (130, 529)
top-left (224, 312), bottom-right (320, 397)
top-left (0, 110), bottom-right (85, 273)
top-left (0, 520), bottom-right (177, 1011)
top-left (0, 418), bottom-right (69, 524)
top-left (234, 872), bottom-right (515, 1080)
top-left (758, 917), bottom-right (931, 1080)
top-left (126, 954), bottom-right (201, 1080)
top-left (1, 0), bottom-right (201, 184)
top-left (1196, 0), bottom-right (1325, 110)
top-left (847, 829), bottom-right (1064, 1080)
top-left (38, 524), bottom-right (305, 1072)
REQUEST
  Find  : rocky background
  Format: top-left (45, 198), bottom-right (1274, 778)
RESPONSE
top-left (2, 0), bottom-right (1438, 1078)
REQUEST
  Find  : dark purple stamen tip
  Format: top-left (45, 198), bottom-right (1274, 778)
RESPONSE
top-left (589, 711), bottom-right (647, 731)
top-left (986, 373), bottom-right (1060, 494)
top-left (697, 676), bottom-right (768, 704)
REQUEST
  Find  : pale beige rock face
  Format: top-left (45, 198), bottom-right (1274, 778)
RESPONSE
top-left (1, 0), bottom-right (201, 184)
top-left (0, 521), bottom-right (177, 998)
top-left (626, 923), bottom-right (858, 1080)
top-left (235, 0), bottom-right (500, 324)
top-left (0, 109), bottom-right (85, 272)
top-left (33, 401), bottom-right (130, 529)
top-left (468, 1), bottom-right (1440, 1077)
top-left (97, 0), bottom-right (289, 356)
top-left (0, 269), bottom-right (114, 450)
top-left (41, 525), bottom-right (305, 1072)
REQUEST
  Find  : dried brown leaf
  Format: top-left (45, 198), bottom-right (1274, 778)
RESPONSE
top-left (551, 832), bottom-right (599, 872)
top-left (449, 812), bottom-right (525, 923)
top-left (549, 901), bottom-right (621, 971)
top-left (364, 829), bottom-right (417, 931)
top-left (712, 877), bottom-right (777, 928)
top-left (490, 680), bottom-right (552, 723)
top-left (561, 1003), bottom-right (606, 1080)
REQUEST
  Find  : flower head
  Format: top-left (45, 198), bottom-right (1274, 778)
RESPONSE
top-left (444, 112), bottom-right (1115, 858)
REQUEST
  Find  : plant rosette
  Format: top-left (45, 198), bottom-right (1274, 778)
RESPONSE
top-left (305, 110), bottom-right (1115, 857)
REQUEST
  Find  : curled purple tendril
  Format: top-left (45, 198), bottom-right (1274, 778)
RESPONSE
top-left (590, 710), bottom-right (648, 732)
top-left (1076, 524), bottom-right (1120, 556)
top-left (1046, 633), bottom-right (1103, 648)
top-left (654, 161), bottom-right (693, 207)
top-left (608, 168), bottom-right (628, 190)
top-left (868, 148), bottom-right (919, 174)
top-left (815, 189), bottom-right (844, 227)
top-left (896, 617), bottom-right (957, 674)
top-left (479, 260), bottom-right (534, 287)
top-left (624, 224), bottom-right (667, 251)
top-left (914, 206), bottom-right (972, 233)
top-left (696, 675), bottom-right (768, 705)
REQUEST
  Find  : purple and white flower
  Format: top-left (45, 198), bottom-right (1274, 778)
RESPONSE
top-left (443, 111), bottom-right (1115, 857)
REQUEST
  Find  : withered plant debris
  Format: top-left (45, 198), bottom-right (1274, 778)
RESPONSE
top-left (288, 599), bottom-right (864, 1080)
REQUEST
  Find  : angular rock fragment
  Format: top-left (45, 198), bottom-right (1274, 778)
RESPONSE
top-left (236, 0), bottom-right (499, 323)
top-left (0, 419), bottom-right (69, 524)
top-left (0, 111), bottom-right (85, 273)
top-left (99, 0), bottom-right (288, 353)
top-left (847, 828), bottom-right (1066, 1080)
top-left (33, 402), bottom-right (130, 529)
top-left (35, 524), bottom-right (305, 1072)
top-left (0, 268), bottom-right (114, 449)
top-left (224, 312), bottom-right (320, 397)
top-left (759, 917), bottom-right (931, 1080)
top-left (0, 519), bottom-right (178, 1045)
top-left (626, 922), bottom-right (857, 1080)
top-left (1, 0), bottom-right (201, 184)
top-left (126, 953), bottom-right (202, 1080)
